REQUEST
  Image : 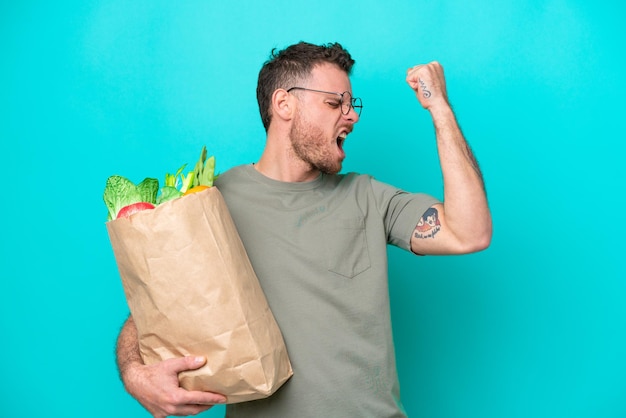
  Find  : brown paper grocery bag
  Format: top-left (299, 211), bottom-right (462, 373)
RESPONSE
top-left (106, 187), bottom-right (293, 403)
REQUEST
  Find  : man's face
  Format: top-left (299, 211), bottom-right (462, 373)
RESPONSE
top-left (288, 63), bottom-right (359, 175)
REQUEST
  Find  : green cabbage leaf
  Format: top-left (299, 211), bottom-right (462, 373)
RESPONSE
top-left (103, 175), bottom-right (159, 220)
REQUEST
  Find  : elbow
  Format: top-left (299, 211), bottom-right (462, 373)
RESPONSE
top-left (472, 231), bottom-right (492, 253)
top-left (466, 221), bottom-right (493, 253)
top-left (456, 220), bottom-right (492, 254)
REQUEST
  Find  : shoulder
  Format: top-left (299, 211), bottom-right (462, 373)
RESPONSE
top-left (214, 164), bottom-right (251, 187)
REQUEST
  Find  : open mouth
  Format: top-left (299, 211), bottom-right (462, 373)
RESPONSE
top-left (336, 132), bottom-right (348, 150)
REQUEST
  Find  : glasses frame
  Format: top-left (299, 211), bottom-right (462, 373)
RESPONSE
top-left (287, 87), bottom-right (362, 117)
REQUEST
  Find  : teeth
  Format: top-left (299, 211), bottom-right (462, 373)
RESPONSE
top-left (337, 132), bottom-right (349, 149)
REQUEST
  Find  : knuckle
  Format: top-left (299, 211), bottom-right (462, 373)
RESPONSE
top-left (163, 404), bottom-right (179, 415)
top-left (163, 392), bottom-right (184, 408)
top-left (172, 391), bottom-right (186, 404)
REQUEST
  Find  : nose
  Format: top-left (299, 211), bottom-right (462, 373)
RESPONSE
top-left (344, 106), bottom-right (360, 123)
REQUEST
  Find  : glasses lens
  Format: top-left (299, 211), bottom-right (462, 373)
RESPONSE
top-left (341, 92), bottom-right (352, 115)
top-left (352, 97), bottom-right (362, 116)
top-left (341, 92), bottom-right (362, 116)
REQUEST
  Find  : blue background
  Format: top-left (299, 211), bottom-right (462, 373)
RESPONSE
top-left (2, 1), bottom-right (625, 417)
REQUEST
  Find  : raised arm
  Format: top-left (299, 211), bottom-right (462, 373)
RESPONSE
top-left (116, 315), bottom-right (226, 417)
top-left (406, 62), bottom-right (492, 255)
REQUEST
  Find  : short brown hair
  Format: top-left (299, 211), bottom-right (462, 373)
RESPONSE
top-left (256, 42), bottom-right (355, 131)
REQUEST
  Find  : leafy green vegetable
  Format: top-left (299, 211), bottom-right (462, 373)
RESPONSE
top-left (156, 186), bottom-right (183, 205)
top-left (192, 146), bottom-right (217, 187)
top-left (181, 172), bottom-right (194, 192)
top-left (103, 175), bottom-right (159, 220)
top-left (164, 163), bottom-right (198, 193)
top-left (103, 145), bottom-right (217, 220)
top-left (137, 178), bottom-right (159, 204)
top-left (165, 164), bottom-right (186, 188)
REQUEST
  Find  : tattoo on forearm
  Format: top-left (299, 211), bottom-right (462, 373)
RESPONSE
top-left (418, 78), bottom-right (431, 98)
top-left (414, 207), bottom-right (441, 239)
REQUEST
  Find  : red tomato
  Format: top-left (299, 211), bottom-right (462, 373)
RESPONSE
top-left (116, 202), bottom-right (155, 219)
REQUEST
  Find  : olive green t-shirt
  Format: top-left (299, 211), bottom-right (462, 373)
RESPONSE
top-left (216, 164), bottom-right (439, 418)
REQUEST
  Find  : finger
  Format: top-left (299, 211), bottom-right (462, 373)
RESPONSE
top-left (406, 68), bottom-right (421, 84)
top-left (406, 65), bottom-right (422, 79)
top-left (171, 404), bottom-right (214, 416)
top-left (165, 356), bottom-right (207, 374)
top-left (182, 389), bottom-right (228, 405)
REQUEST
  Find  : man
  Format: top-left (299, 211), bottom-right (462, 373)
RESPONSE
top-left (116, 41), bottom-right (492, 417)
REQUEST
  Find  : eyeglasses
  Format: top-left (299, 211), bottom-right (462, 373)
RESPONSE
top-left (287, 87), bottom-right (363, 117)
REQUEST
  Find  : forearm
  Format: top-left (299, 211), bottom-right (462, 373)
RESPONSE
top-left (116, 315), bottom-right (143, 387)
top-left (114, 315), bottom-right (225, 415)
top-left (431, 105), bottom-right (491, 249)
top-left (406, 62), bottom-right (492, 254)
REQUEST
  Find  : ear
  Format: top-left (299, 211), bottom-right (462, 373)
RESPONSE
top-left (271, 89), bottom-right (294, 122)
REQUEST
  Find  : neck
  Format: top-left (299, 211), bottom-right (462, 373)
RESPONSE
top-left (254, 127), bottom-right (322, 182)
top-left (256, 115), bottom-right (333, 182)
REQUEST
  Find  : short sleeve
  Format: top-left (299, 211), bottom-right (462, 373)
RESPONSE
top-left (370, 178), bottom-right (441, 251)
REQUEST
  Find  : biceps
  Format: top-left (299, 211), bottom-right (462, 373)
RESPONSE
top-left (410, 203), bottom-right (462, 255)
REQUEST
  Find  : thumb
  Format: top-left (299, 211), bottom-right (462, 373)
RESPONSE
top-left (165, 356), bottom-right (207, 374)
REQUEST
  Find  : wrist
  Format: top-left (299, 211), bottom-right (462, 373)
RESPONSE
top-left (428, 102), bottom-right (457, 128)
top-left (427, 99), bottom-right (452, 116)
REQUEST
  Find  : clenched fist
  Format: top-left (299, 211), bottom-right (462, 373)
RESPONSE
top-left (406, 62), bottom-right (449, 110)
